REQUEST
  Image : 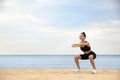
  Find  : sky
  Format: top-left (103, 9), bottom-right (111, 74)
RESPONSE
top-left (0, 0), bottom-right (120, 55)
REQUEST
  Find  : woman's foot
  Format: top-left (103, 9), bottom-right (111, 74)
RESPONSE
top-left (92, 69), bottom-right (96, 74)
top-left (73, 68), bottom-right (80, 72)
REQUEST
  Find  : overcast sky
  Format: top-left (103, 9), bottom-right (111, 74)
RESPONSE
top-left (0, 0), bottom-right (120, 55)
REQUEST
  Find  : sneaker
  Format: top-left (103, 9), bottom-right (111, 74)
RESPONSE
top-left (73, 69), bottom-right (80, 72)
top-left (92, 69), bottom-right (96, 74)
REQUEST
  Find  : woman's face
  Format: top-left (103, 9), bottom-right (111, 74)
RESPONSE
top-left (79, 34), bottom-right (85, 41)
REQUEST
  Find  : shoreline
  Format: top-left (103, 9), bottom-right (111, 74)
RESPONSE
top-left (0, 68), bottom-right (120, 70)
top-left (0, 69), bottom-right (120, 80)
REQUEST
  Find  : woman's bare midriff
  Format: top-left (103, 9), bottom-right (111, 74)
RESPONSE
top-left (84, 50), bottom-right (92, 54)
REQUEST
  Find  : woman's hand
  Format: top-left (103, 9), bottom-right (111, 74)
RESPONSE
top-left (72, 44), bottom-right (76, 47)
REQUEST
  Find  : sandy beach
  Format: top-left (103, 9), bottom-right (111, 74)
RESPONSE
top-left (0, 69), bottom-right (120, 80)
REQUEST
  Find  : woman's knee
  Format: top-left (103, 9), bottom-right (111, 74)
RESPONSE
top-left (89, 55), bottom-right (94, 60)
top-left (74, 55), bottom-right (81, 60)
top-left (74, 55), bottom-right (77, 60)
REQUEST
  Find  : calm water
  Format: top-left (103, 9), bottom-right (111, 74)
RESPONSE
top-left (0, 55), bottom-right (120, 70)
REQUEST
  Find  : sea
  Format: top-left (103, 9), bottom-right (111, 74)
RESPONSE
top-left (0, 55), bottom-right (120, 70)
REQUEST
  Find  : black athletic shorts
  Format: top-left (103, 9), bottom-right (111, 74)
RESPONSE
top-left (80, 51), bottom-right (96, 60)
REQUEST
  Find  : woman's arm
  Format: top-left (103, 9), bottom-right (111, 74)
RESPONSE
top-left (72, 42), bottom-right (90, 47)
top-left (72, 43), bottom-right (81, 47)
top-left (80, 42), bottom-right (90, 47)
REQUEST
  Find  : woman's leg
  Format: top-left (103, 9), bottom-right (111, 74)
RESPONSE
top-left (74, 55), bottom-right (81, 69)
top-left (89, 55), bottom-right (96, 69)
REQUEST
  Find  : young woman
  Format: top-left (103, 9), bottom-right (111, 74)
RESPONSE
top-left (72, 32), bottom-right (96, 74)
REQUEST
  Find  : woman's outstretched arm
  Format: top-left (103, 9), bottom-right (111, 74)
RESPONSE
top-left (72, 43), bottom-right (80, 47)
top-left (72, 42), bottom-right (90, 47)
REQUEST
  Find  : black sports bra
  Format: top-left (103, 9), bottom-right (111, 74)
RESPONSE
top-left (80, 45), bottom-right (91, 52)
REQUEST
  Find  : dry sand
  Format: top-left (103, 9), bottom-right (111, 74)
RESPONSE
top-left (0, 69), bottom-right (120, 80)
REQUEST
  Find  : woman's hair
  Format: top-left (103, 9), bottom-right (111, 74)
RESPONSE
top-left (81, 32), bottom-right (86, 37)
